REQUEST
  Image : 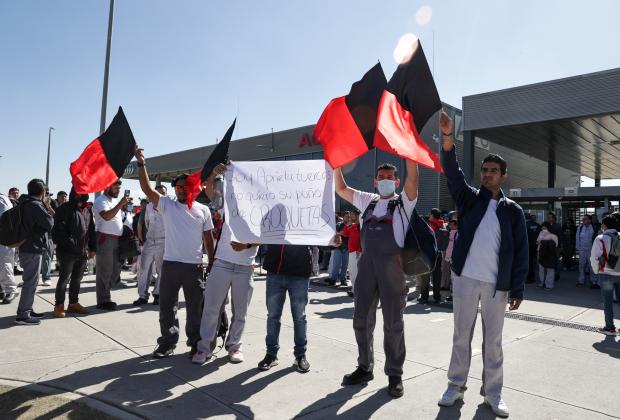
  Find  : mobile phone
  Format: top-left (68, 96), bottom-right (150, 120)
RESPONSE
top-left (124, 189), bottom-right (130, 197)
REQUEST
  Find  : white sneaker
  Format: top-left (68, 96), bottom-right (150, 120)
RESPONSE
top-left (438, 387), bottom-right (464, 406)
top-left (42, 279), bottom-right (52, 286)
top-left (484, 396), bottom-right (509, 417)
top-left (229, 349), bottom-right (244, 363)
top-left (191, 351), bottom-right (211, 365)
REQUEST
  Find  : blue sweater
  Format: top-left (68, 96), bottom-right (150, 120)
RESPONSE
top-left (441, 147), bottom-right (528, 300)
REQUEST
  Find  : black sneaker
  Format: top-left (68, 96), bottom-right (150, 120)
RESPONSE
top-left (96, 301), bottom-right (118, 311)
top-left (188, 345), bottom-right (198, 359)
top-left (14, 267), bottom-right (23, 275)
top-left (347, 290), bottom-right (354, 298)
top-left (340, 280), bottom-right (348, 287)
top-left (29, 311), bottom-right (46, 318)
top-left (342, 367), bottom-right (374, 385)
top-left (133, 297), bottom-right (148, 306)
top-left (0, 292), bottom-right (4, 300)
top-left (2, 292), bottom-right (18, 304)
top-left (152, 295), bottom-right (159, 305)
top-left (296, 355), bottom-right (310, 373)
top-left (599, 326), bottom-right (617, 336)
top-left (15, 317), bottom-right (40, 326)
top-left (417, 297), bottom-right (429, 304)
top-left (388, 376), bottom-right (404, 398)
top-left (445, 296), bottom-right (453, 302)
top-left (153, 344), bottom-right (175, 358)
top-left (257, 354), bottom-right (279, 371)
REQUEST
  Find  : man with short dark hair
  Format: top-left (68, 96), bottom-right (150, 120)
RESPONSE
top-left (15, 179), bottom-right (54, 325)
top-left (135, 146), bottom-right (216, 359)
top-left (8, 188), bottom-right (19, 206)
top-left (335, 159), bottom-right (419, 398)
top-left (93, 180), bottom-right (129, 310)
top-left (52, 188), bottom-right (96, 317)
top-left (437, 112), bottom-right (528, 417)
top-left (590, 216), bottom-right (620, 335)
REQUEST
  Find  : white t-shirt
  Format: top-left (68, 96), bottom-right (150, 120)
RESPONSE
top-left (0, 193), bottom-right (12, 216)
top-left (144, 203), bottom-right (165, 240)
top-left (461, 199), bottom-right (501, 284)
top-left (123, 211), bottom-right (134, 230)
top-left (352, 190), bottom-right (417, 248)
top-left (156, 196), bottom-right (214, 264)
top-left (215, 223), bottom-right (258, 266)
top-left (93, 194), bottom-right (123, 236)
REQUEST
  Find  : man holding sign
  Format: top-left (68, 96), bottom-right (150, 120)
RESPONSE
top-left (336, 160), bottom-right (419, 398)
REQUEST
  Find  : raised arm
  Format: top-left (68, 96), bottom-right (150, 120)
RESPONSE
top-left (403, 160), bottom-right (419, 201)
top-left (204, 163), bottom-right (229, 201)
top-left (334, 167), bottom-right (355, 205)
top-left (134, 146), bottom-right (161, 208)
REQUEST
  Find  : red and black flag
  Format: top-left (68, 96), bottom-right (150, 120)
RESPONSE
top-left (373, 40), bottom-right (443, 172)
top-left (313, 63), bottom-right (387, 168)
top-left (70, 107), bottom-right (136, 194)
top-left (185, 118), bottom-right (236, 208)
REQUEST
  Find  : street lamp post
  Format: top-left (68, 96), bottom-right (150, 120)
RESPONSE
top-left (46, 126), bottom-right (54, 187)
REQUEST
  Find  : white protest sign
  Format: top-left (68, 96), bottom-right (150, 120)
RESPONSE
top-left (224, 160), bottom-right (336, 245)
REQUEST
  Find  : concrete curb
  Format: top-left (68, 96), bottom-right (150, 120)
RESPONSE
top-left (0, 378), bottom-right (145, 420)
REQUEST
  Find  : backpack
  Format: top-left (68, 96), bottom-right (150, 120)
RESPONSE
top-left (435, 226), bottom-right (450, 251)
top-left (538, 239), bottom-right (557, 269)
top-left (601, 232), bottom-right (620, 270)
top-left (0, 204), bottom-right (29, 248)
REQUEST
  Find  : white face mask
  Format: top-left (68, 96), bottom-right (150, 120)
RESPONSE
top-left (377, 179), bottom-right (396, 196)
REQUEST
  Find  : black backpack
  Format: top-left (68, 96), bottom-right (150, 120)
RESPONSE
top-left (602, 232), bottom-right (620, 270)
top-left (538, 239), bottom-right (557, 269)
top-left (0, 205), bottom-right (29, 248)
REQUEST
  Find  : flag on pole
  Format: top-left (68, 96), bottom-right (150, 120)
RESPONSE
top-left (185, 118), bottom-right (236, 208)
top-left (373, 39), bottom-right (443, 172)
top-left (313, 63), bottom-right (387, 168)
top-left (70, 107), bottom-right (137, 194)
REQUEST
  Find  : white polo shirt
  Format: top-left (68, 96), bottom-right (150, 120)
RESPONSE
top-left (156, 196), bottom-right (214, 264)
top-left (461, 199), bottom-right (501, 284)
top-left (93, 194), bottom-right (123, 236)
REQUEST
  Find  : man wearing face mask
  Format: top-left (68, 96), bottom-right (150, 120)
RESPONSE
top-left (334, 160), bottom-right (419, 398)
top-left (51, 188), bottom-right (96, 317)
top-left (93, 180), bottom-right (129, 310)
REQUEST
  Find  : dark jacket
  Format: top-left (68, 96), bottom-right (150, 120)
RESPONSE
top-left (17, 195), bottom-right (54, 254)
top-left (262, 244), bottom-right (312, 278)
top-left (52, 201), bottom-right (97, 256)
top-left (441, 147), bottom-right (529, 300)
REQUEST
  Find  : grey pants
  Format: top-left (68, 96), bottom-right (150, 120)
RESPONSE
top-left (16, 252), bottom-right (42, 318)
top-left (447, 273), bottom-right (509, 398)
top-left (0, 245), bottom-right (17, 294)
top-left (197, 259), bottom-right (254, 354)
top-left (95, 234), bottom-right (120, 304)
top-left (353, 253), bottom-right (407, 376)
top-left (137, 238), bottom-right (164, 299)
top-left (158, 260), bottom-right (204, 347)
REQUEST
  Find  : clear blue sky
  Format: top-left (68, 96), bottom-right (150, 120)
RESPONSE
top-left (1, 0), bottom-right (619, 196)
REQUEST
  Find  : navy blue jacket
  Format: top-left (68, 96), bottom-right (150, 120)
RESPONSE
top-left (441, 147), bottom-right (528, 300)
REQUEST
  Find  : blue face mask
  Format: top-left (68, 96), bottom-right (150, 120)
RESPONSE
top-left (377, 179), bottom-right (396, 196)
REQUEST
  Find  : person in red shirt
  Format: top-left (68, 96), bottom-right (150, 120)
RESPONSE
top-left (342, 211), bottom-right (361, 297)
top-left (418, 208), bottom-right (445, 304)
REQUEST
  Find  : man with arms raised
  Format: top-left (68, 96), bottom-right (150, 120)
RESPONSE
top-left (336, 159), bottom-right (418, 398)
top-left (134, 146), bottom-right (216, 359)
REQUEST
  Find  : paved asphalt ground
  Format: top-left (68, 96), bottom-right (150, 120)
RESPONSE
top-left (0, 266), bottom-right (619, 419)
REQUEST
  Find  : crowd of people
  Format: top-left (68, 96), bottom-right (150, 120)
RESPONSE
top-left (2, 112), bottom-right (620, 418)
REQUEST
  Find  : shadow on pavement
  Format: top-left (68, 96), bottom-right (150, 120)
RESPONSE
top-left (592, 335), bottom-right (620, 358)
top-left (294, 384), bottom-right (391, 419)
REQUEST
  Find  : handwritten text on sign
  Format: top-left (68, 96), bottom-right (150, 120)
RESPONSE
top-left (224, 160), bottom-right (335, 245)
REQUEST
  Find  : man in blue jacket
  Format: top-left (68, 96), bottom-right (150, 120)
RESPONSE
top-left (436, 112), bottom-right (528, 418)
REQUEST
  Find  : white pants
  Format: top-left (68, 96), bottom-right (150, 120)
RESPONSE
top-left (347, 251), bottom-right (360, 288)
top-left (0, 245), bottom-right (17, 294)
top-left (197, 259), bottom-right (254, 354)
top-left (538, 265), bottom-right (554, 289)
top-left (447, 273), bottom-right (508, 399)
top-left (137, 238), bottom-right (164, 299)
top-left (578, 250), bottom-right (593, 285)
